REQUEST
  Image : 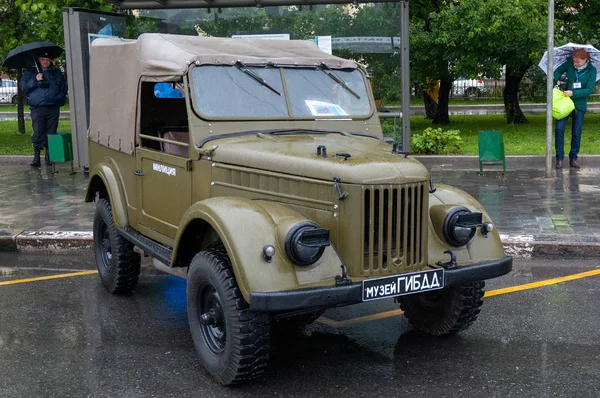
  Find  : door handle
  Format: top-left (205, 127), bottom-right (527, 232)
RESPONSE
top-left (134, 169), bottom-right (144, 176)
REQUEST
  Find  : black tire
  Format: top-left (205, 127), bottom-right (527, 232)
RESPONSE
top-left (93, 198), bottom-right (140, 293)
top-left (11, 95), bottom-right (18, 105)
top-left (187, 249), bottom-right (270, 385)
top-left (399, 281), bottom-right (485, 336)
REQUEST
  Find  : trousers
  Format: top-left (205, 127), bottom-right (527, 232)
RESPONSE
top-left (554, 109), bottom-right (585, 161)
top-left (30, 106), bottom-right (60, 151)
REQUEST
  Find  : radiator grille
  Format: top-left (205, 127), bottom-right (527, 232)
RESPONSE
top-left (362, 183), bottom-right (426, 273)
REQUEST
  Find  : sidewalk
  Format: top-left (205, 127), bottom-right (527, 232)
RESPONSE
top-left (1, 155), bottom-right (600, 258)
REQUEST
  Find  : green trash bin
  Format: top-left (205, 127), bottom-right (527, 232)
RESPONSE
top-left (478, 130), bottom-right (505, 173)
top-left (48, 132), bottom-right (73, 162)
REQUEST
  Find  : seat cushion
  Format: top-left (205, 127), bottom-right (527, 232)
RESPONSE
top-left (162, 131), bottom-right (188, 156)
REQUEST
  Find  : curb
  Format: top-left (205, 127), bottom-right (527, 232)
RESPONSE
top-left (2, 230), bottom-right (599, 259)
top-left (413, 154), bottom-right (600, 171)
top-left (500, 234), bottom-right (600, 259)
top-left (1, 231), bottom-right (93, 254)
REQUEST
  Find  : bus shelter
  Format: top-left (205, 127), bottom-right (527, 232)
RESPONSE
top-left (63, 0), bottom-right (411, 169)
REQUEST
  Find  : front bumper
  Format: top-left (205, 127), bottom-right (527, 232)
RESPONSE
top-left (249, 256), bottom-right (513, 312)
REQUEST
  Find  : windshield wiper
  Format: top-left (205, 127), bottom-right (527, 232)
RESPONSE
top-left (235, 61), bottom-right (281, 96)
top-left (321, 63), bottom-right (360, 99)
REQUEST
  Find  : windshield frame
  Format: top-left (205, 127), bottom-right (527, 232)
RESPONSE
top-left (188, 63), bottom-right (374, 121)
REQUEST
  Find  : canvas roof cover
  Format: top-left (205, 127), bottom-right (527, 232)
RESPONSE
top-left (89, 33), bottom-right (360, 154)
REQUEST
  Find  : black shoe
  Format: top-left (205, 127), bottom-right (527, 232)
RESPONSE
top-left (570, 160), bottom-right (580, 169)
top-left (44, 150), bottom-right (52, 166)
top-left (30, 150), bottom-right (41, 167)
top-left (555, 159), bottom-right (563, 169)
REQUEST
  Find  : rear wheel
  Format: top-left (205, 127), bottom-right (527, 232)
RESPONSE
top-left (187, 249), bottom-right (270, 385)
top-left (11, 95), bottom-right (18, 105)
top-left (93, 198), bottom-right (140, 293)
top-left (399, 281), bottom-right (485, 336)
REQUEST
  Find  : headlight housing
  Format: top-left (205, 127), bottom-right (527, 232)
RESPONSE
top-left (284, 222), bottom-right (330, 266)
top-left (443, 206), bottom-right (478, 247)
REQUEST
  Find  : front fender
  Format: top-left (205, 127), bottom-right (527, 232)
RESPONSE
top-left (428, 184), bottom-right (505, 265)
top-left (174, 197), bottom-right (343, 302)
top-left (85, 162), bottom-right (128, 228)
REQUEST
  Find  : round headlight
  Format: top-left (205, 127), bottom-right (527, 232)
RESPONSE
top-left (284, 222), bottom-right (330, 266)
top-left (443, 207), bottom-right (477, 247)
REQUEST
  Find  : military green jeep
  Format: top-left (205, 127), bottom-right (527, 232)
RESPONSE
top-left (86, 33), bottom-right (512, 385)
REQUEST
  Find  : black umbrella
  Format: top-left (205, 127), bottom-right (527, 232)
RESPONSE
top-left (2, 41), bottom-right (64, 71)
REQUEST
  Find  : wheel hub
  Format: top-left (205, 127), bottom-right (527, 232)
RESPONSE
top-left (198, 286), bottom-right (226, 355)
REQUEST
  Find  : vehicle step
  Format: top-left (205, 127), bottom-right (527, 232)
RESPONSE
top-left (118, 227), bottom-right (172, 265)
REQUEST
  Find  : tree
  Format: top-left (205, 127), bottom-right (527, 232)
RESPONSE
top-left (410, 0), bottom-right (547, 125)
top-left (440, 0), bottom-right (547, 125)
top-left (555, 1), bottom-right (600, 47)
top-left (409, 0), bottom-right (467, 125)
top-left (1, 0), bottom-right (40, 133)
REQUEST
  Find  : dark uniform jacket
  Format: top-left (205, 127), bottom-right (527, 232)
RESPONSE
top-left (20, 64), bottom-right (67, 107)
top-left (553, 57), bottom-right (597, 112)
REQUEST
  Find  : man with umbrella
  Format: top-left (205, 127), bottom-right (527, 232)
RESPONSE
top-left (19, 49), bottom-right (67, 167)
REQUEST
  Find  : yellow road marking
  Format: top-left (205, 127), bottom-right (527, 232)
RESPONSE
top-left (3, 266), bottom-right (600, 327)
top-left (0, 270), bottom-right (98, 286)
top-left (484, 268), bottom-right (600, 297)
top-left (319, 268), bottom-right (600, 328)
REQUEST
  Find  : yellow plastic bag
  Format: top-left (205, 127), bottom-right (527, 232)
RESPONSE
top-left (552, 88), bottom-right (575, 120)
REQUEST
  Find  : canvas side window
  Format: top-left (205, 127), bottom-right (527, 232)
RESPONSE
top-left (139, 81), bottom-right (189, 155)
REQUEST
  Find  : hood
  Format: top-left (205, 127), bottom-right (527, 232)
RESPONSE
top-left (209, 133), bottom-right (429, 185)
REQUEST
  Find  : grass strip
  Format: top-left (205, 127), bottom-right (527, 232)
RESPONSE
top-left (2, 113), bottom-right (600, 155)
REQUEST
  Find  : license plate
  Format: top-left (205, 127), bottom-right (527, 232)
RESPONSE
top-left (362, 268), bottom-right (445, 301)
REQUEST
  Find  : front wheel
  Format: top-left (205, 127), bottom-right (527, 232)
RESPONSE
top-left (399, 281), bottom-right (485, 336)
top-left (187, 249), bottom-right (270, 385)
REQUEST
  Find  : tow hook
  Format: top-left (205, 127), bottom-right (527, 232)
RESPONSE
top-left (335, 263), bottom-right (352, 286)
top-left (437, 250), bottom-right (458, 269)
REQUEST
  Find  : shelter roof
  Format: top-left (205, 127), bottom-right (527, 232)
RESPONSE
top-left (107, 0), bottom-right (395, 9)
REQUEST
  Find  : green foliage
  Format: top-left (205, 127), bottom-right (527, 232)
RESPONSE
top-left (410, 127), bottom-right (463, 155)
top-left (1, 0), bottom-right (115, 76)
top-left (0, 119), bottom-right (71, 154)
top-left (381, 117), bottom-right (402, 141)
top-left (519, 65), bottom-right (548, 100)
top-left (411, 113), bottom-right (600, 156)
top-left (556, 1), bottom-right (600, 47)
top-left (410, 0), bottom-right (548, 124)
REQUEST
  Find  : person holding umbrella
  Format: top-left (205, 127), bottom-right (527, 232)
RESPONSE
top-left (553, 48), bottom-right (597, 169)
top-left (19, 49), bottom-right (67, 167)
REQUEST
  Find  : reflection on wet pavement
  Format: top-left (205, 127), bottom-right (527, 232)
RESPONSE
top-left (0, 254), bottom-right (599, 396)
top-left (0, 164), bottom-right (93, 232)
top-left (0, 164), bottom-right (599, 246)
top-left (432, 168), bottom-right (600, 240)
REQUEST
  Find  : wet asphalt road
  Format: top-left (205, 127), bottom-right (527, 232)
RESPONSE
top-left (0, 253), bottom-right (599, 397)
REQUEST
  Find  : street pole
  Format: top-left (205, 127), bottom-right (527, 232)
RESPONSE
top-left (400, 0), bottom-right (410, 152)
top-left (545, 0), bottom-right (554, 177)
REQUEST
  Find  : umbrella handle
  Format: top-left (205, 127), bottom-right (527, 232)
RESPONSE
top-left (32, 55), bottom-right (39, 73)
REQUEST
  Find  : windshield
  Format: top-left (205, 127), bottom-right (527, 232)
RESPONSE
top-left (191, 65), bottom-right (371, 118)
